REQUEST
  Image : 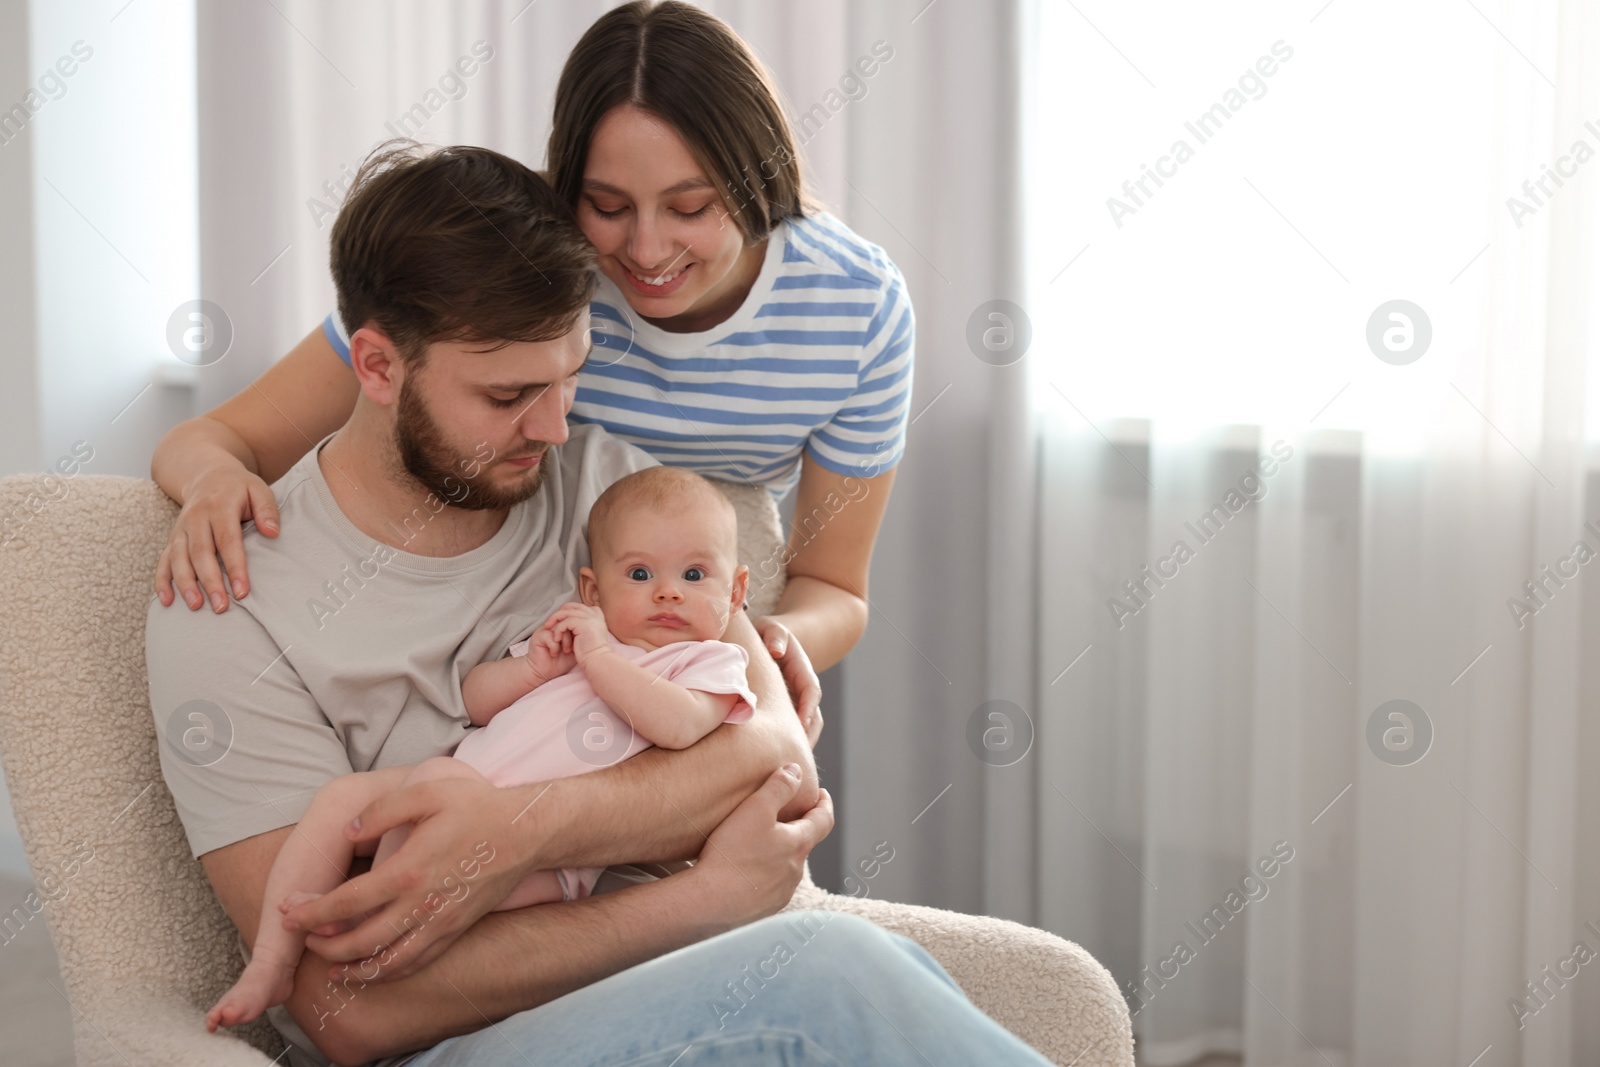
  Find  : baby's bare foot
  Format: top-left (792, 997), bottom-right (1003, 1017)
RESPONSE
top-left (278, 890), bottom-right (323, 912)
top-left (205, 958), bottom-right (296, 1032)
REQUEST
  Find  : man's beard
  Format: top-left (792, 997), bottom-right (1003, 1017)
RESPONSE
top-left (395, 375), bottom-right (549, 511)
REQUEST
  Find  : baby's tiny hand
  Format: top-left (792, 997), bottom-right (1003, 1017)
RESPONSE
top-left (545, 602), bottom-right (611, 665)
top-left (523, 629), bottom-right (577, 686)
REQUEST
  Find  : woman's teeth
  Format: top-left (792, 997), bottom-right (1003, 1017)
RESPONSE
top-left (629, 265), bottom-right (686, 287)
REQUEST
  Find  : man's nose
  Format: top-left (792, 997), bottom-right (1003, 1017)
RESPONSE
top-left (516, 384), bottom-right (569, 446)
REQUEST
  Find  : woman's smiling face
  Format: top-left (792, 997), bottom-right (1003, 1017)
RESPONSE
top-left (578, 104), bottom-right (764, 333)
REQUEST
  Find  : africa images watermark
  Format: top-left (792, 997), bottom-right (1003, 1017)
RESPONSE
top-left (306, 441), bottom-right (498, 630)
top-left (0, 40), bottom-right (94, 148)
top-left (722, 40), bottom-right (895, 226)
top-left (1508, 918), bottom-right (1600, 1031)
top-left (1504, 117), bottom-right (1600, 229)
top-left (1107, 40), bottom-right (1294, 229)
top-left (747, 446), bottom-right (893, 601)
top-left (706, 910), bottom-right (830, 1031)
top-left (1504, 518), bottom-right (1600, 631)
top-left (0, 840), bottom-right (96, 949)
top-left (1106, 440), bottom-right (1295, 630)
top-left (706, 840), bottom-right (895, 1032)
top-left (0, 441), bottom-right (95, 549)
top-left (305, 40), bottom-right (497, 228)
top-left (1121, 840), bottom-right (1296, 1018)
top-left (840, 839), bottom-right (895, 900)
top-left (311, 838), bottom-right (498, 1031)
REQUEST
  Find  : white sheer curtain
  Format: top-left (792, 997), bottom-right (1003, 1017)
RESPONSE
top-left (1027, 1), bottom-right (1600, 1064)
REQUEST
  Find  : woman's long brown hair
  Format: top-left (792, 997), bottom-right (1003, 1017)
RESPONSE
top-left (547, 1), bottom-right (811, 245)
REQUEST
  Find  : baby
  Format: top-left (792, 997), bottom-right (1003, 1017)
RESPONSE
top-left (207, 465), bottom-right (755, 1031)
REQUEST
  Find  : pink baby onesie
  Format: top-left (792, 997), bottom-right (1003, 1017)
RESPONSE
top-left (451, 636), bottom-right (756, 900)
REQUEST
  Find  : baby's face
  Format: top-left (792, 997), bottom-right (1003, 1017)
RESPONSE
top-left (580, 502), bottom-right (747, 650)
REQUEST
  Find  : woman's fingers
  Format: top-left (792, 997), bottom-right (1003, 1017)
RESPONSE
top-left (755, 617), bottom-right (790, 657)
top-left (247, 482), bottom-right (280, 538)
top-left (787, 659), bottom-right (821, 718)
top-left (766, 628), bottom-right (821, 737)
top-left (167, 531), bottom-right (204, 610)
top-left (188, 523), bottom-right (232, 613)
top-left (804, 703), bottom-right (824, 748)
top-left (213, 520), bottom-right (250, 602)
top-left (154, 543), bottom-right (177, 606)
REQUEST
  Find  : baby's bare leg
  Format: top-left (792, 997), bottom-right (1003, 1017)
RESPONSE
top-left (370, 757), bottom-right (487, 868)
top-left (371, 757), bottom-right (566, 909)
top-left (206, 765), bottom-right (414, 1032)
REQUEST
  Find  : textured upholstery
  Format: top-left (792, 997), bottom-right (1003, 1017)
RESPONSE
top-left (0, 473), bottom-right (1132, 1066)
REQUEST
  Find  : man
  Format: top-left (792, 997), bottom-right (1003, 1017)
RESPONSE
top-left (147, 143), bottom-right (1050, 1067)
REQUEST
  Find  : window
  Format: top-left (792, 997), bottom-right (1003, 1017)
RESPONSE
top-left (1026, 2), bottom-right (1522, 450)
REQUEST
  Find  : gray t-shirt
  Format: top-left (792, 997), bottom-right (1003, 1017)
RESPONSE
top-left (147, 422), bottom-right (655, 857)
top-left (146, 423), bottom-right (654, 1067)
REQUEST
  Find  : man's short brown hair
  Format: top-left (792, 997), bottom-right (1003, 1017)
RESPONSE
top-left (331, 140), bottom-right (595, 363)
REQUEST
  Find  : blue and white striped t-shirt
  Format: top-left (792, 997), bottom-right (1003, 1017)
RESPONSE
top-left (321, 211), bottom-right (914, 497)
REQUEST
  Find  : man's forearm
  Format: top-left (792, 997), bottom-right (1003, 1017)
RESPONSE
top-left (514, 614), bottom-right (815, 870)
top-left (311, 871), bottom-right (732, 1065)
top-left (520, 699), bottom-right (811, 869)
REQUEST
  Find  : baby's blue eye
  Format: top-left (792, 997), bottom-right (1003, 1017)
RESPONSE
top-left (683, 567), bottom-right (705, 582)
top-left (628, 566), bottom-right (651, 581)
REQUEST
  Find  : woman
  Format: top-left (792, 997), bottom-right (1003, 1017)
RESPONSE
top-left (151, 1), bottom-right (914, 722)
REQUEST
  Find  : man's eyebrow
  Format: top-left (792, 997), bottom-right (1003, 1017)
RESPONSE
top-left (482, 343), bottom-right (593, 392)
top-left (582, 177), bottom-right (714, 198)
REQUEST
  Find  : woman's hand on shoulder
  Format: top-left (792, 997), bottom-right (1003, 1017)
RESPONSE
top-left (155, 465), bottom-right (281, 612)
top-left (752, 616), bottom-right (823, 748)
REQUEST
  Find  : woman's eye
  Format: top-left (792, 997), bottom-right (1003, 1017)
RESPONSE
top-left (674, 203), bottom-right (713, 219)
top-left (683, 567), bottom-right (705, 582)
top-left (590, 201), bottom-right (627, 219)
top-left (628, 567), bottom-right (651, 581)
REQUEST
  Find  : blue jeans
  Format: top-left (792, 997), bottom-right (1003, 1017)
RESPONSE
top-left (404, 910), bottom-right (1052, 1065)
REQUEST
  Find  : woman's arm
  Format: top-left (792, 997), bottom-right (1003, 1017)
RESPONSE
top-left (757, 458), bottom-right (897, 673)
top-left (151, 326), bottom-right (358, 611)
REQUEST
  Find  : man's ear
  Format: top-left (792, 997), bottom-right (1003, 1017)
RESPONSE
top-left (730, 564), bottom-right (749, 613)
top-left (348, 325), bottom-right (409, 406)
top-left (578, 566), bottom-right (601, 606)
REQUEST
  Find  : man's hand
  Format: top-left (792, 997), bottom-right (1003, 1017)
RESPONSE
top-left (282, 775), bottom-right (542, 984)
top-left (752, 616), bottom-right (823, 748)
top-left (692, 763), bottom-right (834, 927)
top-left (545, 601), bottom-right (612, 665)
